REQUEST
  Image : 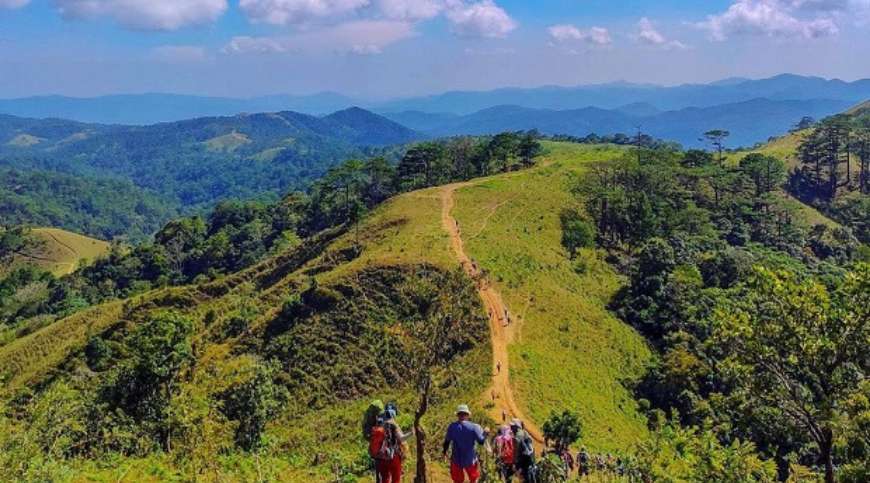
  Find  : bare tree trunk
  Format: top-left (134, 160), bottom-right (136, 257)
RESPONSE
top-left (820, 431), bottom-right (834, 483)
top-left (414, 375), bottom-right (431, 483)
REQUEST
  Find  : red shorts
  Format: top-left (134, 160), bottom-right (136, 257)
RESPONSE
top-left (450, 460), bottom-right (480, 483)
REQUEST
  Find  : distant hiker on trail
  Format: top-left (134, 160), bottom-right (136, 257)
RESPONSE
top-left (369, 403), bottom-right (414, 483)
top-left (510, 418), bottom-right (536, 483)
top-left (502, 409), bottom-right (508, 422)
top-left (442, 404), bottom-right (490, 483)
top-left (595, 453), bottom-right (606, 471)
top-left (493, 425), bottom-right (516, 482)
top-left (561, 448), bottom-right (575, 474)
top-left (576, 447), bottom-right (591, 477)
top-left (497, 361), bottom-right (502, 374)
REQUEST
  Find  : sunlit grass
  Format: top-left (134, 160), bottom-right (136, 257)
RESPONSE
top-left (453, 142), bottom-right (651, 452)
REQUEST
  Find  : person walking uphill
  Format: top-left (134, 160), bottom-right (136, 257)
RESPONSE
top-left (371, 403), bottom-right (413, 483)
top-left (511, 418), bottom-right (537, 483)
top-left (443, 404), bottom-right (490, 483)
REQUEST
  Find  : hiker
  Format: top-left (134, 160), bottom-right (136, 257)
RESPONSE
top-left (501, 409), bottom-right (508, 422)
top-left (606, 453), bottom-right (617, 472)
top-left (363, 400), bottom-right (386, 482)
top-left (510, 418), bottom-right (536, 483)
top-left (497, 361), bottom-right (502, 374)
top-left (370, 403), bottom-right (413, 483)
top-left (493, 425), bottom-right (516, 482)
top-left (576, 447), bottom-right (590, 477)
top-left (595, 453), bottom-right (606, 472)
top-left (442, 404), bottom-right (490, 483)
top-left (560, 448), bottom-right (575, 474)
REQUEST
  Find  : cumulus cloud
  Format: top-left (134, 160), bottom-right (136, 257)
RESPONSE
top-left (695, 0), bottom-right (841, 40)
top-left (0, 0), bottom-right (32, 9)
top-left (373, 0), bottom-right (443, 20)
top-left (53, 0), bottom-right (227, 30)
top-left (636, 17), bottom-right (689, 49)
top-left (239, 0), bottom-right (368, 25)
top-left (222, 20), bottom-right (416, 55)
top-left (548, 24), bottom-right (612, 47)
top-left (445, 0), bottom-right (517, 38)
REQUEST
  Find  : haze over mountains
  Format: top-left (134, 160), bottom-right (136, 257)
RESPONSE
top-left (1, 74), bottom-right (867, 148)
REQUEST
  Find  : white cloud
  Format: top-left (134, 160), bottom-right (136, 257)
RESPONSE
top-left (445, 0), bottom-right (517, 39)
top-left (239, 0), bottom-right (369, 25)
top-left (548, 24), bottom-right (612, 47)
top-left (222, 36), bottom-right (290, 54)
top-left (222, 20), bottom-right (416, 55)
top-left (346, 44), bottom-right (382, 55)
top-left (53, 0), bottom-right (227, 30)
top-left (636, 17), bottom-right (689, 50)
top-left (373, 0), bottom-right (443, 20)
top-left (0, 0), bottom-right (32, 9)
top-left (695, 0), bottom-right (840, 40)
top-left (149, 45), bottom-right (209, 63)
top-left (548, 24), bottom-right (584, 42)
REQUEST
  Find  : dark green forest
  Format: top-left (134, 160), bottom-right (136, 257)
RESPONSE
top-left (567, 109), bottom-right (870, 481)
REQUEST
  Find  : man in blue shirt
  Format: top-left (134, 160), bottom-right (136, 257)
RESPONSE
top-left (442, 404), bottom-right (490, 483)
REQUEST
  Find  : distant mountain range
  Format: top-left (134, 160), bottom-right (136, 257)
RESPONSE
top-left (376, 74), bottom-right (870, 115)
top-left (384, 98), bottom-right (854, 149)
top-left (2, 74), bottom-right (868, 126)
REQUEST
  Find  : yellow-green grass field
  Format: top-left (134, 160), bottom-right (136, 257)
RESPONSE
top-left (452, 142), bottom-right (652, 452)
top-left (1, 228), bottom-right (111, 277)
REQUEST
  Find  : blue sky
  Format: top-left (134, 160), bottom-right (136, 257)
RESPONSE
top-left (0, 0), bottom-right (868, 99)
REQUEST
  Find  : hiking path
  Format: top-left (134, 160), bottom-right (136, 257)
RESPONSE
top-left (440, 183), bottom-right (545, 443)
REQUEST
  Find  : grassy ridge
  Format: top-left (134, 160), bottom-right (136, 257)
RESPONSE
top-left (0, 228), bottom-right (111, 277)
top-left (453, 142), bottom-right (652, 452)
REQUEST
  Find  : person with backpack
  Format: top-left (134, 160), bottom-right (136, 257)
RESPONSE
top-left (369, 403), bottom-right (413, 483)
top-left (510, 418), bottom-right (536, 483)
top-left (493, 425), bottom-right (515, 482)
top-left (576, 447), bottom-right (590, 477)
top-left (363, 400), bottom-right (386, 483)
top-left (442, 404), bottom-right (490, 483)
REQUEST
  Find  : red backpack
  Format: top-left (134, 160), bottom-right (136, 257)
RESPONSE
top-left (496, 436), bottom-right (515, 465)
top-left (369, 423), bottom-right (397, 460)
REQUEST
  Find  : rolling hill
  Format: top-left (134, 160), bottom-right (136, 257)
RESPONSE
top-left (0, 141), bottom-right (649, 482)
top-left (0, 109), bottom-right (420, 216)
top-left (0, 228), bottom-right (111, 277)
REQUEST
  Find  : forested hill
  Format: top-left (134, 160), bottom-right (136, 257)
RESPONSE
top-left (0, 108), bottom-right (420, 213)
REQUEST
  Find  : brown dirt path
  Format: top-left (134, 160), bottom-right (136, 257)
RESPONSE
top-left (440, 183), bottom-right (545, 443)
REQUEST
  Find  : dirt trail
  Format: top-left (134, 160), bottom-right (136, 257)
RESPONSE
top-left (440, 183), bottom-right (544, 443)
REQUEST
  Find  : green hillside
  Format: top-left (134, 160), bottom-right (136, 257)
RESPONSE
top-left (21, 228), bottom-right (110, 277)
top-left (0, 109), bottom-right (418, 213)
top-left (0, 140), bottom-right (651, 482)
top-left (451, 142), bottom-right (650, 450)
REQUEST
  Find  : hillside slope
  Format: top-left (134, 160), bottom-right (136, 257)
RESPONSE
top-left (0, 109), bottom-right (420, 213)
top-left (0, 142), bottom-right (648, 481)
top-left (0, 227), bottom-right (110, 277)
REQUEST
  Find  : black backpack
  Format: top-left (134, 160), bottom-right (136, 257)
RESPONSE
top-left (516, 430), bottom-right (535, 458)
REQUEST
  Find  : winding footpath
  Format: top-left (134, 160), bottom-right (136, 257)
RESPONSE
top-left (440, 183), bottom-right (544, 443)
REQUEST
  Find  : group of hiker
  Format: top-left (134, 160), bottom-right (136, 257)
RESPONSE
top-left (364, 401), bottom-right (543, 483)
